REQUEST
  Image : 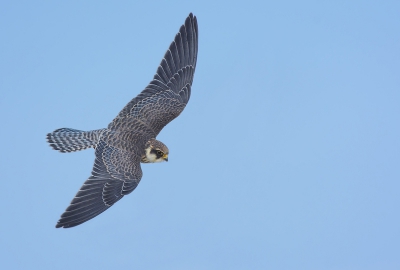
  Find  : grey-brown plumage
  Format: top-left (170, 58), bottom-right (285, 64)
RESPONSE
top-left (47, 13), bottom-right (198, 228)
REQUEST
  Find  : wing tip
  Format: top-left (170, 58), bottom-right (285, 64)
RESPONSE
top-left (55, 219), bottom-right (81, 228)
top-left (188, 12), bottom-right (196, 20)
top-left (55, 222), bottom-right (68, 229)
top-left (187, 12), bottom-right (197, 27)
top-left (55, 218), bottom-right (89, 229)
top-left (185, 13), bottom-right (197, 31)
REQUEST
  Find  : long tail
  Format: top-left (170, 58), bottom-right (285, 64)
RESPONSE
top-left (46, 128), bottom-right (106, 153)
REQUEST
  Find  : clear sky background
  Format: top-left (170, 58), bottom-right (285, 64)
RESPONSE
top-left (1, 1), bottom-right (399, 269)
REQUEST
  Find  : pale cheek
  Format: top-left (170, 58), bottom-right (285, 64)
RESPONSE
top-left (145, 153), bottom-right (165, 163)
top-left (145, 153), bottom-right (158, 163)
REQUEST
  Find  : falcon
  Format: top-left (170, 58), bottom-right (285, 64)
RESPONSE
top-left (47, 13), bottom-right (198, 228)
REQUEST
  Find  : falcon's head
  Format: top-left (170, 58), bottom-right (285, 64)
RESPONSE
top-left (142, 139), bottom-right (169, 163)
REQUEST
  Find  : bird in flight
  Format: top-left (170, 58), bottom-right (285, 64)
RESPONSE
top-left (47, 13), bottom-right (198, 228)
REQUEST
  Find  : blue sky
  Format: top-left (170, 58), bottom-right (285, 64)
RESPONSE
top-left (1, 1), bottom-right (399, 269)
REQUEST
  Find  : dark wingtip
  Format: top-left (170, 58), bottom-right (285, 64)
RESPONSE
top-left (187, 13), bottom-right (196, 22)
top-left (56, 221), bottom-right (76, 229)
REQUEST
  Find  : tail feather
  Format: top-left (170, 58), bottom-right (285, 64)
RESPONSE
top-left (47, 128), bottom-right (105, 153)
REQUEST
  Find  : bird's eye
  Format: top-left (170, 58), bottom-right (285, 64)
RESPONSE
top-left (157, 150), bottom-right (163, 156)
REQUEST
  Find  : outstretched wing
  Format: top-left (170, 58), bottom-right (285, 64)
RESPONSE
top-left (111, 13), bottom-right (198, 135)
top-left (56, 140), bottom-right (142, 228)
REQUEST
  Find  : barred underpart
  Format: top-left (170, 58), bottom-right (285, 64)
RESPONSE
top-left (49, 13), bottom-right (198, 228)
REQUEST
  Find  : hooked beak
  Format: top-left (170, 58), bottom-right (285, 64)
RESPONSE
top-left (163, 154), bottom-right (168, 162)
